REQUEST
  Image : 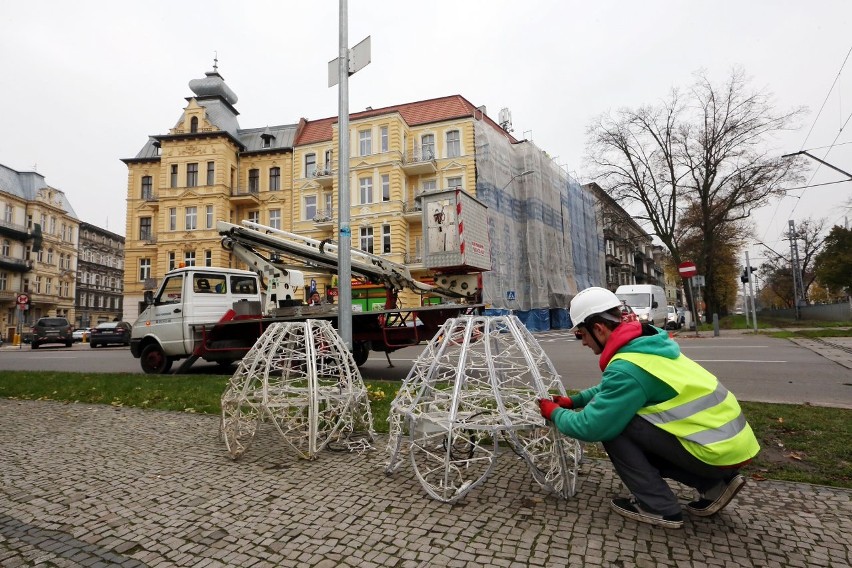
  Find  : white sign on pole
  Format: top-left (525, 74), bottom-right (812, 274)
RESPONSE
top-left (328, 36), bottom-right (371, 87)
top-left (692, 275), bottom-right (705, 286)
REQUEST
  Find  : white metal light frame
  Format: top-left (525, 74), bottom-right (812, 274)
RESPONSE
top-left (221, 319), bottom-right (374, 460)
top-left (386, 315), bottom-right (581, 503)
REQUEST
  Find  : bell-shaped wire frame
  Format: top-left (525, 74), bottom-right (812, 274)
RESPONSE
top-left (221, 319), bottom-right (374, 460)
top-left (386, 315), bottom-right (581, 503)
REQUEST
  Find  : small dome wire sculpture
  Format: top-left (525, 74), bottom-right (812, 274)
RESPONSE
top-left (385, 315), bottom-right (582, 503)
top-left (221, 320), bottom-right (374, 460)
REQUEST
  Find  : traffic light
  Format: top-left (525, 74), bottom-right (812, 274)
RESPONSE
top-left (740, 266), bottom-right (757, 283)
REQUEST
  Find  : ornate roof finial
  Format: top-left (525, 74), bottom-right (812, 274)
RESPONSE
top-left (213, 51), bottom-right (218, 72)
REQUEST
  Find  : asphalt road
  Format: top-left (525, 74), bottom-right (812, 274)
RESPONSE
top-left (2, 330), bottom-right (850, 408)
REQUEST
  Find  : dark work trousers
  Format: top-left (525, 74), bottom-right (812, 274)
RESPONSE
top-left (602, 415), bottom-right (738, 516)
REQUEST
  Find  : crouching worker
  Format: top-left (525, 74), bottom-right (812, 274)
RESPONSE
top-left (539, 287), bottom-right (759, 529)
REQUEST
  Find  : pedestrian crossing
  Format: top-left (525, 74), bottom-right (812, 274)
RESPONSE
top-left (532, 330), bottom-right (578, 342)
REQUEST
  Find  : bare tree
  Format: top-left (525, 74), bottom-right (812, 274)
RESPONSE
top-left (587, 68), bottom-right (806, 321)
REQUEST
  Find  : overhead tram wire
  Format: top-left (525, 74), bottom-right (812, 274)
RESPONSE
top-left (798, 44), bottom-right (852, 152)
top-left (761, 43), bottom-right (852, 242)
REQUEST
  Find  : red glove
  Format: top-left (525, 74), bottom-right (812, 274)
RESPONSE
top-left (552, 396), bottom-right (574, 409)
top-left (538, 398), bottom-right (559, 421)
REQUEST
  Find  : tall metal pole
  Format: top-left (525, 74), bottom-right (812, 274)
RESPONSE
top-left (745, 251), bottom-right (757, 332)
top-left (788, 220), bottom-right (801, 321)
top-left (337, 0), bottom-right (352, 348)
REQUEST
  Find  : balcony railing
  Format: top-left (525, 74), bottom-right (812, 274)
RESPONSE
top-left (312, 209), bottom-right (334, 225)
top-left (400, 149), bottom-right (437, 175)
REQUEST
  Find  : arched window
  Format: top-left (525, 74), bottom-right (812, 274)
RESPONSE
top-left (190, 116), bottom-right (199, 133)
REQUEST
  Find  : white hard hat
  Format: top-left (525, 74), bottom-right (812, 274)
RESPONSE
top-left (569, 287), bottom-right (622, 330)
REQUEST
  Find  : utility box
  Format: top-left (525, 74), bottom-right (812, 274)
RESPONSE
top-left (421, 189), bottom-right (491, 272)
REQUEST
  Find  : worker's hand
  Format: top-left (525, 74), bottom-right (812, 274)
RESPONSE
top-left (551, 395), bottom-right (574, 409)
top-left (538, 398), bottom-right (559, 421)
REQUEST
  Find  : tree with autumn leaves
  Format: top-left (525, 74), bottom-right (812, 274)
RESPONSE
top-left (586, 68), bottom-right (807, 321)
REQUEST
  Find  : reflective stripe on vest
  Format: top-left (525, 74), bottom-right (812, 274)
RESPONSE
top-left (609, 351), bottom-right (760, 466)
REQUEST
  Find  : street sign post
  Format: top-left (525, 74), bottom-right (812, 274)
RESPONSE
top-left (678, 262), bottom-right (697, 279)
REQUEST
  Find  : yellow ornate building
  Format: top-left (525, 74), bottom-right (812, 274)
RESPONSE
top-left (123, 65), bottom-right (516, 318)
top-left (0, 164), bottom-right (79, 338)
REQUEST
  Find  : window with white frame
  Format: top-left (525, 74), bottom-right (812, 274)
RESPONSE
top-left (205, 250), bottom-right (212, 266)
top-left (304, 195), bottom-right (317, 220)
top-left (446, 176), bottom-right (462, 190)
top-left (446, 130), bottom-right (460, 158)
top-left (359, 177), bottom-right (373, 204)
top-left (324, 149), bottom-right (333, 172)
top-left (185, 207), bottom-right (197, 230)
top-left (421, 180), bottom-right (436, 195)
top-left (0, 271), bottom-right (6, 291)
top-left (305, 154), bottom-right (316, 178)
top-left (46, 278), bottom-right (52, 295)
top-left (359, 226), bottom-right (374, 253)
top-left (1, 239), bottom-right (9, 256)
top-left (168, 252), bottom-right (176, 271)
top-left (170, 164), bottom-right (178, 188)
top-left (248, 169), bottom-right (259, 192)
top-left (380, 126), bottom-right (389, 153)
top-left (248, 210), bottom-right (259, 224)
top-left (184, 251), bottom-right (196, 267)
top-left (4, 204), bottom-right (12, 223)
top-left (324, 193), bottom-right (333, 218)
top-left (206, 205), bottom-right (214, 229)
top-left (139, 258), bottom-right (151, 281)
top-left (382, 224), bottom-right (391, 254)
top-left (47, 248), bottom-right (54, 265)
top-left (269, 209), bottom-right (281, 230)
top-left (381, 174), bottom-right (390, 202)
top-left (35, 275), bottom-right (42, 293)
top-left (359, 129), bottom-right (372, 156)
top-left (169, 208), bottom-right (177, 231)
top-left (421, 134), bottom-right (435, 160)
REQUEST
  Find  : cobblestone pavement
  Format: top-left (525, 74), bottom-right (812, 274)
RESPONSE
top-left (1, 400), bottom-right (850, 568)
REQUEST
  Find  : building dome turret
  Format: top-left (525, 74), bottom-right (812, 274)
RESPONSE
top-left (188, 59), bottom-right (238, 105)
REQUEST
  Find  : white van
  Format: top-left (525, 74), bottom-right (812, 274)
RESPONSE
top-left (615, 285), bottom-right (668, 328)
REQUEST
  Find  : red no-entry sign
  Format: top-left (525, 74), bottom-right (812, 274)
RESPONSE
top-left (678, 262), bottom-right (697, 278)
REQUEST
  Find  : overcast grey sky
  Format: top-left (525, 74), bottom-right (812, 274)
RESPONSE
top-left (1, 0), bottom-right (850, 266)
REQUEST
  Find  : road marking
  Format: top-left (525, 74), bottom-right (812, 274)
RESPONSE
top-left (692, 359), bottom-right (787, 363)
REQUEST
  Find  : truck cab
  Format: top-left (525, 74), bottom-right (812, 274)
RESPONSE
top-left (130, 266), bottom-right (263, 373)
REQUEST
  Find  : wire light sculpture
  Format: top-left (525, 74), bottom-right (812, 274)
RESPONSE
top-left (386, 315), bottom-right (581, 503)
top-left (221, 320), bottom-right (374, 460)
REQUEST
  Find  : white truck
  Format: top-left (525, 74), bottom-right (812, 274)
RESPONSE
top-left (130, 215), bottom-right (485, 374)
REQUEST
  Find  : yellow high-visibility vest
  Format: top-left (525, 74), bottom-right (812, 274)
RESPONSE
top-left (609, 352), bottom-right (760, 466)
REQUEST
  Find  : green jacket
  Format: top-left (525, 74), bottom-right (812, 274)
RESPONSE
top-left (551, 324), bottom-right (759, 466)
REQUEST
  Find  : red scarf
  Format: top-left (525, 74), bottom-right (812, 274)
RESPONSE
top-left (598, 321), bottom-right (642, 370)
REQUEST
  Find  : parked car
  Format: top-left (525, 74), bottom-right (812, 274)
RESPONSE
top-left (31, 317), bottom-right (73, 349)
top-left (89, 321), bottom-right (132, 348)
top-left (665, 305), bottom-right (681, 330)
top-left (72, 328), bottom-right (91, 342)
top-left (620, 302), bottom-right (639, 323)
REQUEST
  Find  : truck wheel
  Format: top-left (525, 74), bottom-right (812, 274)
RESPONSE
top-left (140, 344), bottom-right (172, 374)
top-left (352, 341), bottom-right (370, 367)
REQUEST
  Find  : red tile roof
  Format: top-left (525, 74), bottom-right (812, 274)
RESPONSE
top-left (294, 94), bottom-right (517, 146)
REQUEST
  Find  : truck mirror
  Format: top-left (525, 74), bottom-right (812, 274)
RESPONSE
top-left (144, 290), bottom-right (154, 305)
top-left (652, 301), bottom-right (658, 308)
